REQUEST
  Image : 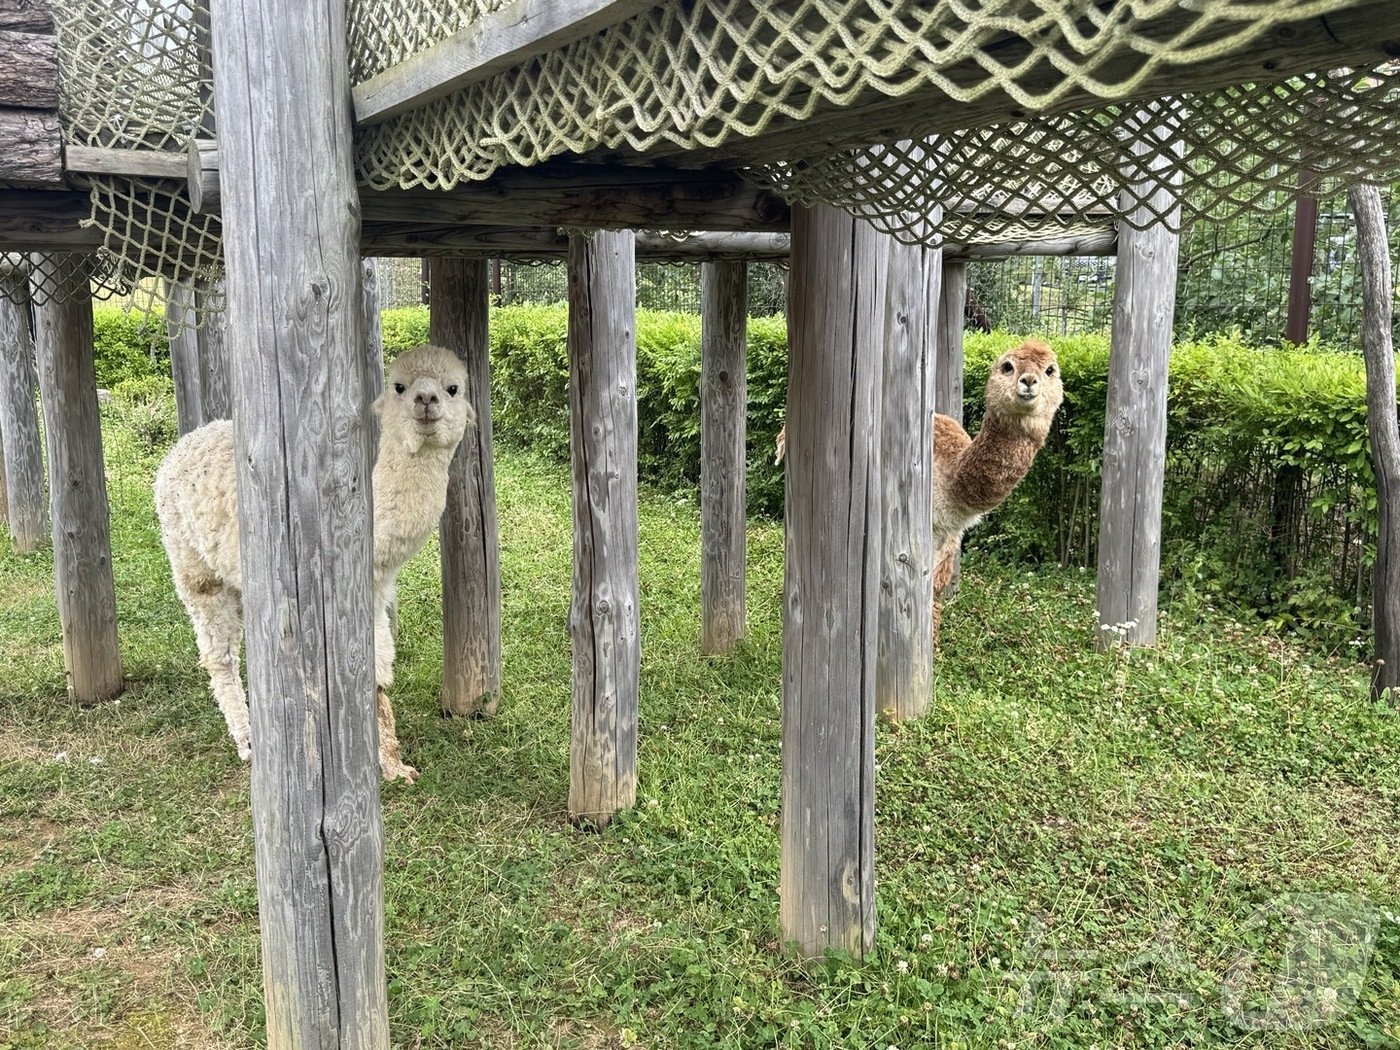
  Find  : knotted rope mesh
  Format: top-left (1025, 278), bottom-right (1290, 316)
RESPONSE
top-left (20, 0), bottom-right (1400, 309)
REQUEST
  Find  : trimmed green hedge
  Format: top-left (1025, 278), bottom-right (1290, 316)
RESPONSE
top-left (96, 302), bottom-right (1389, 640)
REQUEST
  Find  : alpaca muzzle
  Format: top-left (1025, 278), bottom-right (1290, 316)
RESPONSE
top-left (1016, 376), bottom-right (1040, 401)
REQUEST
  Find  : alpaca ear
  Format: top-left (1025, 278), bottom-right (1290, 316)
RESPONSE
top-left (464, 400), bottom-right (478, 428)
top-left (371, 391), bottom-right (387, 416)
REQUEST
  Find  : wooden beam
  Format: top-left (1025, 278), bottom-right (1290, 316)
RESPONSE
top-left (354, 0), bottom-right (655, 126)
top-left (0, 268), bottom-right (46, 551)
top-left (0, 1), bottom-right (53, 33)
top-left (0, 108), bottom-right (61, 183)
top-left (187, 138), bottom-right (219, 214)
top-left (431, 257), bottom-right (503, 718)
top-left (31, 254), bottom-right (123, 703)
top-left (699, 259), bottom-right (747, 655)
top-left (876, 241), bottom-right (940, 723)
top-left (65, 144), bottom-right (188, 180)
top-left (1096, 123), bottom-right (1182, 651)
top-left (360, 225), bottom-right (791, 260)
top-left (567, 228), bottom-right (639, 830)
top-left (195, 278), bottom-right (230, 422)
top-left (945, 228), bottom-right (1116, 261)
top-left (0, 190), bottom-right (97, 250)
top-left (0, 28), bottom-right (56, 109)
top-left (209, 0), bottom-right (388, 1044)
top-left (781, 203), bottom-right (885, 959)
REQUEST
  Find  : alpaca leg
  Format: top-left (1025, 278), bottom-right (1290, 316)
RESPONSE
top-left (169, 552), bottom-right (250, 760)
top-left (373, 599), bottom-right (417, 783)
top-left (931, 541), bottom-right (958, 653)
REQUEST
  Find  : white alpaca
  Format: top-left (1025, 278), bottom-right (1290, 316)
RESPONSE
top-left (154, 344), bottom-right (474, 783)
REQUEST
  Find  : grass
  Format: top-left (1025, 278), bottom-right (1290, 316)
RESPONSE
top-left (1, 406), bottom-right (1398, 1049)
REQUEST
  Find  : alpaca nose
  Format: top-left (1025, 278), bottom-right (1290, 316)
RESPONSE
top-left (1019, 375), bottom-right (1039, 394)
top-left (415, 389), bottom-right (439, 407)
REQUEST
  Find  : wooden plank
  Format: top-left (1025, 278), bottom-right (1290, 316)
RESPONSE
top-left (31, 255), bottom-right (123, 703)
top-left (0, 190), bottom-right (96, 250)
top-left (361, 224), bottom-right (791, 260)
top-left (933, 260), bottom-right (967, 604)
top-left (430, 257), bottom-right (502, 717)
top-left (781, 203), bottom-right (886, 959)
top-left (0, 108), bottom-right (61, 183)
top-left (208, 0), bottom-right (388, 1044)
top-left (1095, 122), bottom-right (1182, 650)
top-left (876, 241), bottom-right (940, 722)
top-left (64, 145), bottom-right (188, 180)
top-left (164, 281), bottom-right (203, 434)
top-left (195, 278), bottom-right (230, 421)
top-left (699, 259), bottom-right (747, 654)
top-left (0, 1), bottom-right (53, 33)
top-left (1348, 183), bottom-right (1400, 704)
top-left (566, 228), bottom-right (639, 829)
top-left (945, 228), bottom-right (1116, 261)
top-left (0, 29), bottom-right (56, 108)
top-left (0, 269), bottom-right (45, 550)
top-left (354, 0), bottom-right (656, 125)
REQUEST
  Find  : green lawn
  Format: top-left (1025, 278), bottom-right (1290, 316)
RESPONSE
top-left (1, 411), bottom-right (1397, 1049)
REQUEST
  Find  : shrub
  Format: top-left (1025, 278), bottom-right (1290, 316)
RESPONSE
top-left (108, 375), bottom-right (178, 452)
top-left (92, 307), bottom-right (169, 387)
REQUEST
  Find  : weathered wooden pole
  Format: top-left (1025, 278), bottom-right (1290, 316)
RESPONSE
top-left (1348, 183), bottom-right (1400, 704)
top-left (31, 255), bottom-right (123, 703)
top-left (164, 280), bottom-right (203, 434)
top-left (782, 204), bottom-right (887, 958)
top-left (361, 259), bottom-right (385, 457)
top-left (1286, 168), bottom-right (1321, 346)
top-left (430, 257), bottom-right (502, 717)
top-left (196, 278), bottom-right (230, 422)
top-left (699, 259), bottom-right (747, 654)
top-left (566, 229), bottom-right (639, 829)
top-left (1096, 122), bottom-right (1182, 649)
top-left (876, 242), bottom-right (941, 722)
top-left (934, 259), bottom-right (967, 603)
top-left (210, 0), bottom-right (388, 1043)
top-left (0, 269), bottom-right (47, 551)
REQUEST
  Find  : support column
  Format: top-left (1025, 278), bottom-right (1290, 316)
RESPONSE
top-left (1096, 121), bottom-right (1182, 649)
top-left (566, 229), bottom-right (639, 829)
top-left (934, 259), bottom-right (967, 603)
top-left (210, 0), bottom-right (387, 1044)
top-left (361, 259), bottom-right (385, 457)
top-left (781, 204), bottom-right (887, 958)
top-left (699, 259), bottom-right (747, 654)
top-left (165, 281), bottom-right (203, 434)
top-left (31, 256), bottom-right (123, 703)
top-left (876, 243), bottom-right (940, 722)
top-left (196, 278), bottom-right (230, 422)
top-left (0, 270), bottom-right (47, 551)
top-left (430, 257), bottom-right (502, 717)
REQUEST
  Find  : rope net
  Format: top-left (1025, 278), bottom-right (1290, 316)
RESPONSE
top-left (18, 0), bottom-right (1400, 307)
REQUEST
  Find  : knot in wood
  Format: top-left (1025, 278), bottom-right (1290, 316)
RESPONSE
top-left (718, 369), bottom-right (729, 383)
top-left (596, 598), bottom-right (611, 615)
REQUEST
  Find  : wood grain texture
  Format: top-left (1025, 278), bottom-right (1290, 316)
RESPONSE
top-left (195, 278), bottom-right (230, 422)
top-left (209, 0), bottom-right (387, 1043)
top-left (0, 108), bottom-right (61, 184)
top-left (430, 257), bottom-right (502, 717)
top-left (64, 145), bottom-right (187, 179)
top-left (0, 270), bottom-right (46, 550)
top-left (186, 138), bottom-right (219, 214)
top-left (0, 29), bottom-right (56, 108)
top-left (699, 260), bottom-right (747, 654)
top-left (1095, 128), bottom-right (1182, 650)
top-left (31, 256), bottom-right (122, 703)
top-left (354, 0), bottom-right (656, 124)
top-left (361, 260), bottom-right (384, 459)
top-left (164, 281), bottom-right (203, 435)
top-left (781, 204), bottom-right (886, 959)
top-left (1348, 184), bottom-right (1400, 703)
top-left (0, 1), bottom-right (53, 33)
top-left (567, 229), bottom-right (639, 829)
top-left (934, 260), bottom-right (967, 602)
top-left (876, 242), bottom-right (940, 722)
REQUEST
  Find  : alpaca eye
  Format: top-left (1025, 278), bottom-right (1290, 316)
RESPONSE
top-left (446, 385), bottom-right (459, 397)
top-left (393, 383), bottom-right (405, 395)
top-left (1000, 361), bottom-right (1014, 374)
top-left (1045, 366), bottom-right (1056, 376)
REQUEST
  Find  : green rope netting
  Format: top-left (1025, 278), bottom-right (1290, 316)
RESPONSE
top-left (21, 0), bottom-right (1400, 309)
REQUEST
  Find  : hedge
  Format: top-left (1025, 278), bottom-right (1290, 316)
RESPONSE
top-left (95, 302), bottom-right (1389, 640)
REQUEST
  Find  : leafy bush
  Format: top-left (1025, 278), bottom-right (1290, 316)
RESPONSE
top-left (107, 375), bottom-right (178, 451)
top-left (380, 307), bottom-right (430, 359)
top-left (92, 307), bottom-right (169, 387)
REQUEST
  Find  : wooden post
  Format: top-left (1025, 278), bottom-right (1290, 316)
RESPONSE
top-left (361, 259), bottom-right (385, 458)
top-left (196, 279), bottom-right (231, 422)
top-left (1096, 124), bottom-right (1182, 649)
top-left (430, 257), bottom-right (502, 717)
top-left (31, 255), bottom-right (123, 703)
top-left (209, 0), bottom-right (388, 1044)
top-left (699, 259), bottom-right (747, 654)
top-left (1348, 184), bottom-right (1400, 704)
top-left (935, 260), bottom-right (967, 601)
top-left (165, 280), bottom-right (203, 434)
top-left (877, 242), bottom-right (940, 722)
top-left (566, 229), bottom-right (639, 829)
top-left (1286, 168), bottom-right (1321, 346)
top-left (0, 269), bottom-right (47, 551)
top-left (781, 204), bottom-right (887, 958)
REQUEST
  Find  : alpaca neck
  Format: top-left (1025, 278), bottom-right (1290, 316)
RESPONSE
top-left (370, 436), bottom-right (458, 584)
top-left (949, 409), bottom-right (1049, 514)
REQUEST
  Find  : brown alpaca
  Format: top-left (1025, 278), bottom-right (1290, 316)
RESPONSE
top-left (931, 339), bottom-right (1062, 642)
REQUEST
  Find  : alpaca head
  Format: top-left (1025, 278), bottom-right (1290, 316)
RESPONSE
top-left (374, 344), bottom-right (474, 455)
top-left (984, 339), bottom-right (1063, 430)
